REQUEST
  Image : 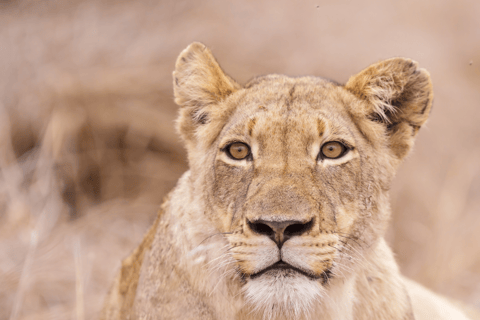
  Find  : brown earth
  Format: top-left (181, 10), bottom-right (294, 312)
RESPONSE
top-left (0, 0), bottom-right (479, 319)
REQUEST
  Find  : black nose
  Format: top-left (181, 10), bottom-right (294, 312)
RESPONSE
top-left (247, 219), bottom-right (314, 248)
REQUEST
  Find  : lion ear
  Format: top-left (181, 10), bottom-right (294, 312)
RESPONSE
top-left (345, 58), bottom-right (433, 159)
top-left (173, 42), bottom-right (241, 143)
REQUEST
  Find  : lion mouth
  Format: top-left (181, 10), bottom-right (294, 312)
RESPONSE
top-left (249, 261), bottom-right (320, 280)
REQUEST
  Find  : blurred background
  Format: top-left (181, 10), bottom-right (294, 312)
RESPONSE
top-left (0, 0), bottom-right (479, 319)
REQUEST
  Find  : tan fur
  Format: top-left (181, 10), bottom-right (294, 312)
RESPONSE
top-left (100, 43), bottom-right (478, 320)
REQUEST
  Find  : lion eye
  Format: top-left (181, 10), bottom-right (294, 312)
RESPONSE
top-left (227, 142), bottom-right (251, 160)
top-left (320, 141), bottom-right (347, 159)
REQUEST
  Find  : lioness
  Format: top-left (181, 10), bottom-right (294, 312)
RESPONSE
top-left (101, 43), bottom-right (477, 320)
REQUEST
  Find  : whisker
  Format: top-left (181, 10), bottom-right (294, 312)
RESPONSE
top-left (338, 243), bottom-right (368, 270)
top-left (226, 245), bottom-right (241, 252)
top-left (196, 232), bottom-right (233, 248)
top-left (205, 245), bottom-right (233, 266)
top-left (334, 232), bottom-right (368, 245)
top-left (335, 234), bottom-right (365, 248)
top-left (208, 263), bottom-right (238, 297)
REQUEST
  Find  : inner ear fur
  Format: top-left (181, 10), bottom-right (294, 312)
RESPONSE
top-left (173, 42), bottom-right (241, 144)
top-left (345, 58), bottom-right (433, 159)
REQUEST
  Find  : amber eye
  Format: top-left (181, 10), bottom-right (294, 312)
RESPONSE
top-left (227, 142), bottom-right (251, 160)
top-left (320, 141), bottom-right (347, 159)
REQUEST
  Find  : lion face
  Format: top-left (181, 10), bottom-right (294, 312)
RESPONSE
top-left (172, 43), bottom-right (432, 318)
top-left (205, 78), bottom-right (377, 317)
top-left (212, 78), bottom-right (365, 275)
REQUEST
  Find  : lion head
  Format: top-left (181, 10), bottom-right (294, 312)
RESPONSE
top-left (172, 42), bottom-right (432, 319)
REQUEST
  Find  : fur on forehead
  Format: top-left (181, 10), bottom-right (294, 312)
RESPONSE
top-left (220, 103), bottom-right (357, 146)
top-left (189, 76), bottom-right (349, 151)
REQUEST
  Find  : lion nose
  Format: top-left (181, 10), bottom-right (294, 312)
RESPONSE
top-left (247, 219), bottom-right (314, 248)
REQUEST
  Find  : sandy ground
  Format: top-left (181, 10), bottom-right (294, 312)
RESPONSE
top-left (0, 0), bottom-right (479, 319)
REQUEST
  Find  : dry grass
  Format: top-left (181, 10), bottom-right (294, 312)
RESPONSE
top-left (1, 0), bottom-right (479, 319)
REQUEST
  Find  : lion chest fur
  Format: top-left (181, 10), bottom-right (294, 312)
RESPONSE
top-left (100, 43), bottom-right (476, 320)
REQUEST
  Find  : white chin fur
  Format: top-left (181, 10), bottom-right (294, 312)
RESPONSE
top-left (243, 270), bottom-right (325, 320)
